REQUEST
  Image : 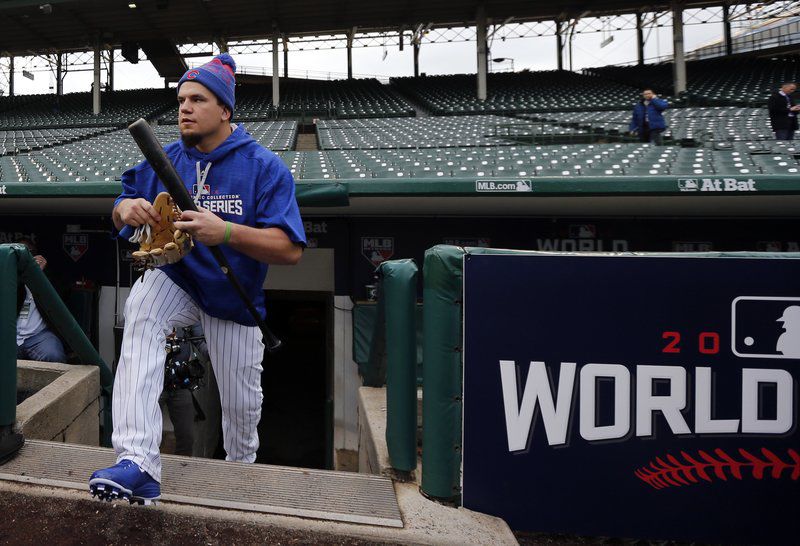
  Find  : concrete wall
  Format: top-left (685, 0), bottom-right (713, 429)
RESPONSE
top-left (16, 361), bottom-right (100, 446)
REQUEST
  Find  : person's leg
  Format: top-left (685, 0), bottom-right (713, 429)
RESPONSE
top-left (650, 129), bottom-right (664, 146)
top-left (775, 129), bottom-right (790, 140)
top-left (112, 269), bottom-right (200, 482)
top-left (164, 389), bottom-right (195, 457)
top-left (640, 126), bottom-right (650, 143)
top-left (19, 329), bottom-right (66, 363)
top-left (201, 313), bottom-right (264, 463)
top-left (788, 130), bottom-right (795, 141)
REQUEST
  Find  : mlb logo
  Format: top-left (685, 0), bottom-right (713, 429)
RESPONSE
top-left (63, 233), bottom-right (88, 262)
top-left (192, 183), bottom-right (211, 196)
top-left (361, 236), bottom-right (395, 267)
top-left (678, 178), bottom-right (698, 191)
top-left (732, 296), bottom-right (800, 359)
top-left (515, 180), bottom-right (532, 192)
top-left (568, 224), bottom-right (597, 239)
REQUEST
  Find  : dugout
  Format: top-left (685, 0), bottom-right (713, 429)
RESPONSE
top-left (1, 175), bottom-right (800, 471)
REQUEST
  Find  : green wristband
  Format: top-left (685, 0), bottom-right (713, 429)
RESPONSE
top-left (223, 221), bottom-right (232, 245)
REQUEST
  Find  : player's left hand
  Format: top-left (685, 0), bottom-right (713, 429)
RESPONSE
top-left (175, 208), bottom-right (227, 246)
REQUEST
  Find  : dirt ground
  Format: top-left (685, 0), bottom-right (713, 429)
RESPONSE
top-left (0, 487), bottom-right (709, 546)
top-left (0, 490), bottom-right (397, 546)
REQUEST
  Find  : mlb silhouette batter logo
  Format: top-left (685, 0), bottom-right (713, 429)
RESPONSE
top-left (732, 296), bottom-right (800, 359)
top-left (776, 305), bottom-right (800, 357)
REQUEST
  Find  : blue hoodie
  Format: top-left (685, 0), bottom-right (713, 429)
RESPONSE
top-left (115, 125), bottom-right (306, 326)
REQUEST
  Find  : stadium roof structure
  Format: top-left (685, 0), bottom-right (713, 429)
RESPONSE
top-left (0, 0), bottom-right (744, 55)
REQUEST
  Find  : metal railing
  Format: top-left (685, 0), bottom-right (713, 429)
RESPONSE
top-left (0, 243), bottom-right (113, 456)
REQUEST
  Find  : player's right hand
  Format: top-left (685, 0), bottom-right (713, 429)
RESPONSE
top-left (116, 198), bottom-right (162, 227)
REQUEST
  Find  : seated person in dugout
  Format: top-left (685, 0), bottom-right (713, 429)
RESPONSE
top-left (16, 238), bottom-right (67, 363)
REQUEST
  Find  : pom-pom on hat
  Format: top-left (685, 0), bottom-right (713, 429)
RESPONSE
top-left (177, 53), bottom-right (237, 114)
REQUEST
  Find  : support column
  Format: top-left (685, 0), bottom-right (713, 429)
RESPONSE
top-left (722, 3), bottom-right (733, 57)
top-left (272, 35), bottom-right (280, 108)
top-left (568, 22), bottom-right (574, 72)
top-left (555, 22), bottom-right (564, 71)
top-left (93, 40), bottom-right (101, 115)
top-left (636, 13), bottom-right (645, 65)
top-left (476, 5), bottom-right (488, 101)
top-left (413, 38), bottom-right (420, 77)
top-left (56, 54), bottom-right (63, 96)
top-left (8, 56), bottom-right (14, 96)
top-left (108, 48), bottom-right (114, 92)
top-left (283, 36), bottom-right (288, 78)
top-left (347, 31), bottom-right (354, 80)
top-left (672, 3), bottom-right (686, 95)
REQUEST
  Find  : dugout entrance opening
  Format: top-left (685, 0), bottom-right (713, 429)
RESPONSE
top-left (257, 290), bottom-right (333, 470)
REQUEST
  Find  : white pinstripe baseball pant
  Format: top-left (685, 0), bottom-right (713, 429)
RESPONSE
top-left (112, 268), bottom-right (264, 482)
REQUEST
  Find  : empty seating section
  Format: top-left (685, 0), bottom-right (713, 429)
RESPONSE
top-left (585, 57), bottom-right (800, 105)
top-left (278, 79), bottom-right (413, 119)
top-left (317, 115), bottom-right (587, 149)
top-left (523, 107), bottom-right (775, 142)
top-left (0, 121), bottom-right (298, 183)
top-left (276, 142), bottom-right (800, 180)
top-left (146, 122), bottom-right (297, 151)
top-left (0, 89), bottom-right (174, 130)
top-left (0, 128), bottom-right (169, 183)
top-left (160, 80), bottom-right (413, 123)
top-left (2, 65), bottom-right (799, 186)
top-left (391, 72), bottom-right (638, 114)
top-left (0, 93), bottom-right (52, 113)
top-left (0, 127), bottom-right (114, 155)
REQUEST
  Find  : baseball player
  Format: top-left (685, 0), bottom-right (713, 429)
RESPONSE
top-left (89, 53), bottom-right (306, 504)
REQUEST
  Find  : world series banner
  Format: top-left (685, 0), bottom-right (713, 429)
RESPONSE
top-left (462, 253), bottom-right (799, 545)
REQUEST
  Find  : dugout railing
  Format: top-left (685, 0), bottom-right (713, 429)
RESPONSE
top-left (0, 243), bottom-right (113, 462)
top-left (364, 259), bottom-right (419, 477)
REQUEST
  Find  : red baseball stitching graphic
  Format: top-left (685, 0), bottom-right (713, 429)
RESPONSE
top-left (634, 448), bottom-right (800, 489)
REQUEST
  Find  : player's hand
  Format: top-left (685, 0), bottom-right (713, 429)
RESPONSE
top-left (117, 198), bottom-right (162, 227)
top-left (791, 105), bottom-right (800, 112)
top-left (175, 207), bottom-right (227, 246)
top-left (33, 254), bottom-right (46, 270)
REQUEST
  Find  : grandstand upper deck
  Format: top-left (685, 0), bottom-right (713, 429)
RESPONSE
top-left (391, 71), bottom-right (639, 115)
top-left (159, 80), bottom-right (413, 123)
top-left (0, 88), bottom-right (173, 130)
top-left (585, 57), bottom-right (800, 106)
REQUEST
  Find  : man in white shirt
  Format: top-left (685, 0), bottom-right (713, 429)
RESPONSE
top-left (16, 239), bottom-right (66, 363)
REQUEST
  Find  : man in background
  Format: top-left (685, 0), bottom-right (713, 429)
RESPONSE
top-left (629, 88), bottom-right (669, 145)
top-left (768, 82), bottom-right (800, 140)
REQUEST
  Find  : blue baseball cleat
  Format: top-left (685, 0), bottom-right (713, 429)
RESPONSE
top-left (89, 459), bottom-right (161, 505)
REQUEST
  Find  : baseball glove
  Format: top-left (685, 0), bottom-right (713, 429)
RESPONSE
top-left (129, 192), bottom-right (193, 269)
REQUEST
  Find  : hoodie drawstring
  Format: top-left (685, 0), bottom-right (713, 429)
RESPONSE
top-left (194, 161), bottom-right (212, 208)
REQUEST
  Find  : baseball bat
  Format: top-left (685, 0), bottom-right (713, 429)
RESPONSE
top-left (127, 118), bottom-right (282, 353)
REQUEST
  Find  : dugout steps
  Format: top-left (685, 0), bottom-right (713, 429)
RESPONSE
top-left (0, 439), bottom-right (403, 528)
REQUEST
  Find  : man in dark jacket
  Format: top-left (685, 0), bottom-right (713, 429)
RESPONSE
top-left (768, 82), bottom-right (800, 140)
top-left (16, 238), bottom-right (66, 362)
top-left (629, 88), bottom-right (669, 145)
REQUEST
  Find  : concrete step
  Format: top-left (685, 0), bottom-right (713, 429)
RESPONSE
top-left (295, 133), bottom-right (319, 151)
top-left (0, 439), bottom-right (402, 528)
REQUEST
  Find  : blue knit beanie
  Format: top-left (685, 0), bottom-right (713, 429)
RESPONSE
top-left (177, 53), bottom-right (237, 114)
